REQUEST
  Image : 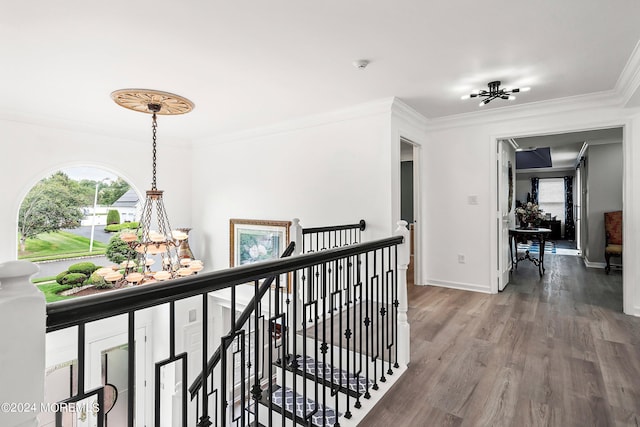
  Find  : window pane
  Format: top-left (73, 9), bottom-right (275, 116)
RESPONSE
top-left (538, 178), bottom-right (565, 223)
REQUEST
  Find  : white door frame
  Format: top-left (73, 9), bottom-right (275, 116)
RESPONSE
top-left (496, 139), bottom-right (516, 291)
top-left (400, 137), bottom-right (422, 285)
top-left (489, 121), bottom-right (631, 316)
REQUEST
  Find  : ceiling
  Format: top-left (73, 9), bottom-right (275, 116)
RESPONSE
top-left (2, 1), bottom-right (640, 141)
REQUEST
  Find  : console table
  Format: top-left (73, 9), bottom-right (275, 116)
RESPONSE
top-left (509, 227), bottom-right (552, 276)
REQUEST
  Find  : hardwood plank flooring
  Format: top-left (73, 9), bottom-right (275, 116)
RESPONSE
top-left (360, 254), bottom-right (640, 426)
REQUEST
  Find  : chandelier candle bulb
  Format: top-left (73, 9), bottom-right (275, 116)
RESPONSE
top-left (154, 271), bottom-right (171, 281)
top-left (120, 232), bottom-right (137, 242)
top-left (189, 263), bottom-right (204, 273)
top-left (172, 230), bottom-right (188, 240)
top-left (177, 267), bottom-right (193, 277)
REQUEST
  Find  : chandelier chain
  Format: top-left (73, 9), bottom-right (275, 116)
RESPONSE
top-left (151, 112), bottom-right (158, 191)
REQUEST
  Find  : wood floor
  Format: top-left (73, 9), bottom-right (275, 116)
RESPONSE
top-left (360, 254), bottom-right (639, 427)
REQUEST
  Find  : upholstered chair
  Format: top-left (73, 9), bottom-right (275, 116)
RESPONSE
top-left (604, 210), bottom-right (622, 274)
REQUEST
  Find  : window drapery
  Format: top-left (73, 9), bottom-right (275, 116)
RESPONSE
top-left (564, 176), bottom-right (575, 240)
top-left (530, 177), bottom-right (539, 204)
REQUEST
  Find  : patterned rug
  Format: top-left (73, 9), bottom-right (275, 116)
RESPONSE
top-left (517, 241), bottom-right (556, 254)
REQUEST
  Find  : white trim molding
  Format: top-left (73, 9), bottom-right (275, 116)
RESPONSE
top-left (426, 279), bottom-right (492, 294)
top-left (616, 40), bottom-right (640, 107)
top-left (193, 97), bottom-right (396, 146)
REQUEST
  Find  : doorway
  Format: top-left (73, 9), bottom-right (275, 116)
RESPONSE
top-left (495, 127), bottom-right (624, 307)
top-left (400, 138), bottom-right (420, 285)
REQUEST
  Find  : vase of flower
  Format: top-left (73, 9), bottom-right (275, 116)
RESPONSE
top-left (516, 202), bottom-right (545, 229)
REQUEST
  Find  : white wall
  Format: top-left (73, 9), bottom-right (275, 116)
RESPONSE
top-left (515, 178), bottom-right (530, 204)
top-left (584, 143), bottom-right (623, 264)
top-left (0, 119), bottom-right (193, 263)
top-left (423, 125), bottom-right (494, 292)
top-left (190, 107), bottom-right (394, 271)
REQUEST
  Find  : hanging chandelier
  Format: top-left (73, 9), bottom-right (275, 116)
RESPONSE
top-left (461, 81), bottom-right (530, 107)
top-left (109, 89), bottom-right (203, 285)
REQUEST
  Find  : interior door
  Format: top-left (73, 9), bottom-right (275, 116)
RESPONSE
top-left (498, 140), bottom-right (515, 291)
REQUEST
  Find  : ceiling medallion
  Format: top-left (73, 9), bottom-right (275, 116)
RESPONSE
top-left (461, 81), bottom-right (530, 107)
top-left (111, 89), bottom-right (195, 115)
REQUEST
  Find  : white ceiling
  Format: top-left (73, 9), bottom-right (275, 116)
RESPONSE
top-left (2, 1), bottom-right (640, 141)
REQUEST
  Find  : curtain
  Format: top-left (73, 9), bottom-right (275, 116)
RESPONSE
top-left (564, 176), bottom-right (575, 240)
top-left (530, 177), bottom-right (539, 204)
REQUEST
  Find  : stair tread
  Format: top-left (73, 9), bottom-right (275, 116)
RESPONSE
top-left (264, 385), bottom-right (340, 427)
top-left (295, 354), bottom-right (372, 394)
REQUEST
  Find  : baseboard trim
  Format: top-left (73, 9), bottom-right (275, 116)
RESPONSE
top-left (425, 279), bottom-right (492, 294)
top-left (583, 259), bottom-right (606, 269)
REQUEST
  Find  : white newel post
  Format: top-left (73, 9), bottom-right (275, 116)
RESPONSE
top-left (0, 261), bottom-right (44, 427)
top-left (290, 218), bottom-right (303, 256)
top-left (395, 221), bottom-right (411, 366)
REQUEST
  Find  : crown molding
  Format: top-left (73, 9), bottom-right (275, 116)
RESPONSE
top-left (0, 109), bottom-right (191, 148)
top-left (390, 97), bottom-right (429, 131)
top-left (616, 40), bottom-right (640, 107)
top-left (193, 98), bottom-right (396, 146)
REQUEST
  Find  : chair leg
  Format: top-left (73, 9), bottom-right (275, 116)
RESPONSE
top-left (605, 252), bottom-right (611, 274)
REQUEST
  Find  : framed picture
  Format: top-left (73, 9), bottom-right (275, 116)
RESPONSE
top-left (229, 219), bottom-right (291, 268)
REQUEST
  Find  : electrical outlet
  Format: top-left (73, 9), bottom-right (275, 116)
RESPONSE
top-left (458, 254), bottom-right (465, 264)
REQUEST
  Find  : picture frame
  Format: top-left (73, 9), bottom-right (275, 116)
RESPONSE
top-left (229, 218), bottom-right (292, 268)
top-left (229, 219), bottom-right (292, 292)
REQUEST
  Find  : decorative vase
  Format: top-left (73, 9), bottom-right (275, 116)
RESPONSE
top-left (177, 227), bottom-right (195, 259)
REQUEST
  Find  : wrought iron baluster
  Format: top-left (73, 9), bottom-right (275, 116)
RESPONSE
top-left (128, 312), bottom-right (136, 427)
top-left (220, 335), bottom-right (229, 426)
top-left (78, 323), bottom-right (85, 396)
top-left (385, 247), bottom-right (394, 376)
top-left (379, 248), bottom-right (387, 384)
top-left (344, 255), bottom-right (352, 419)
top-left (251, 280), bottom-right (261, 427)
top-left (364, 252), bottom-right (371, 399)
top-left (354, 255), bottom-right (363, 409)
top-left (372, 250), bottom-right (379, 391)
top-left (198, 294), bottom-right (211, 427)
top-left (332, 258), bottom-right (341, 424)
top-left (393, 245), bottom-right (399, 369)
top-left (320, 262), bottom-right (328, 426)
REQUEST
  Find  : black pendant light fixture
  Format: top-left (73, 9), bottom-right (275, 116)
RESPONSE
top-left (461, 81), bottom-right (530, 107)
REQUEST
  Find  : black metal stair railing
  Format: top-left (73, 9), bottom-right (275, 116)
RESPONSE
top-left (302, 219), bottom-right (366, 254)
top-left (45, 222), bottom-right (404, 427)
